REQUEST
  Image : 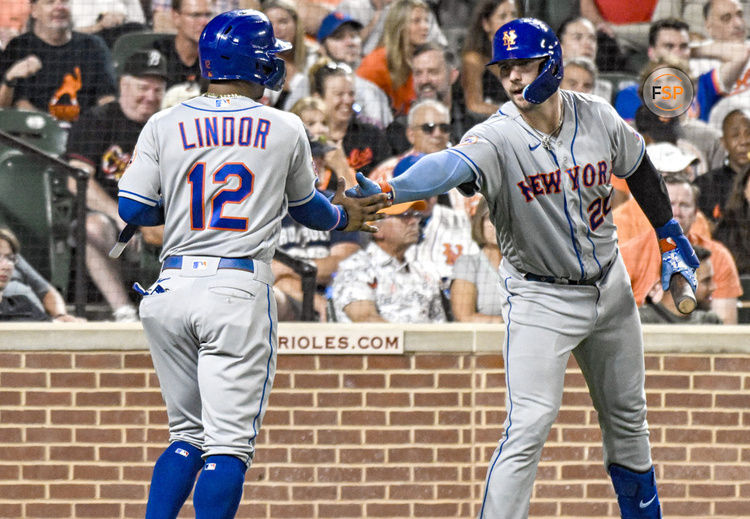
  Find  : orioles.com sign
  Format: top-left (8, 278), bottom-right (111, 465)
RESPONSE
top-left (278, 330), bottom-right (404, 354)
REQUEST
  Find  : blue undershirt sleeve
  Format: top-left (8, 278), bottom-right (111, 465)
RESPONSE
top-left (389, 149), bottom-right (478, 204)
top-left (118, 197), bottom-right (165, 226)
top-left (288, 189), bottom-right (348, 231)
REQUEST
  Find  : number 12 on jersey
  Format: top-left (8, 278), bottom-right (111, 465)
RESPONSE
top-left (187, 162), bottom-right (254, 231)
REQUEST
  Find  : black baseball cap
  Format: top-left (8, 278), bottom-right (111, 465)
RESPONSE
top-left (121, 50), bottom-right (168, 80)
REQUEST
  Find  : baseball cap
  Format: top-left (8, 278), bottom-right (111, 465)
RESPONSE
top-left (392, 153), bottom-right (425, 178)
top-left (121, 50), bottom-right (168, 80)
top-left (378, 199), bottom-right (428, 215)
top-left (317, 11), bottom-right (363, 42)
top-left (646, 142), bottom-right (698, 173)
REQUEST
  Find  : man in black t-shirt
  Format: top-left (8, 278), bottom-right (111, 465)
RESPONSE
top-left (694, 109), bottom-right (750, 223)
top-left (0, 0), bottom-right (116, 123)
top-left (151, 0), bottom-right (213, 88)
top-left (67, 50), bottom-right (167, 321)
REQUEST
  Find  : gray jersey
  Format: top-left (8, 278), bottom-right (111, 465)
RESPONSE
top-left (448, 90), bottom-right (645, 281)
top-left (118, 95), bottom-right (317, 263)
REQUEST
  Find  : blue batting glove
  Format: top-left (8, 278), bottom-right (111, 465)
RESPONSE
top-left (655, 218), bottom-right (699, 292)
top-left (345, 172), bottom-right (383, 198)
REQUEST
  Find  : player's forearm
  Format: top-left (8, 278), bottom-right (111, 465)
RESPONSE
top-left (624, 154), bottom-right (672, 229)
top-left (389, 149), bottom-right (476, 203)
top-left (288, 190), bottom-right (347, 231)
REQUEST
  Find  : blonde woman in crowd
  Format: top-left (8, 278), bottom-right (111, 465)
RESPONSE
top-left (356, 0), bottom-right (430, 115)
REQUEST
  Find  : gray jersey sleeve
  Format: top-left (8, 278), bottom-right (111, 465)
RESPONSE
top-left (285, 118), bottom-right (317, 207)
top-left (118, 116), bottom-right (162, 206)
top-left (599, 101), bottom-right (646, 178)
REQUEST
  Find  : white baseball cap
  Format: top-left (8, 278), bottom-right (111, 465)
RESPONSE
top-left (646, 142), bottom-right (698, 174)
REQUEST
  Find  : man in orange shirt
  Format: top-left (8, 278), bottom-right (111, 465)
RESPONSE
top-left (614, 142), bottom-right (707, 243)
top-left (621, 173), bottom-right (742, 323)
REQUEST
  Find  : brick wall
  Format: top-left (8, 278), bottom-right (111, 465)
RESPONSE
top-left (0, 328), bottom-right (749, 518)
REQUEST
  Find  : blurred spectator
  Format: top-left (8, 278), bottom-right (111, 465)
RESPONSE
top-left (560, 56), bottom-right (597, 94)
top-left (559, 16), bottom-right (599, 60)
top-left (66, 50), bottom-right (167, 322)
top-left (263, 0), bottom-right (321, 108)
top-left (0, 228), bottom-right (50, 321)
top-left (310, 59), bottom-right (391, 177)
top-left (695, 108), bottom-right (750, 222)
top-left (632, 101), bottom-right (722, 176)
top-left (0, 0), bottom-right (116, 122)
top-left (70, 0), bottom-right (147, 48)
top-left (0, 0), bottom-right (31, 50)
top-left (461, 0), bottom-right (518, 124)
top-left (638, 245), bottom-right (722, 323)
top-left (522, 0), bottom-right (579, 32)
top-left (5, 249), bottom-right (84, 321)
top-left (694, 0), bottom-right (750, 128)
top-left (356, 0), bottom-right (431, 116)
top-left (615, 20), bottom-right (750, 123)
top-left (450, 198), bottom-right (504, 323)
top-left (713, 160), bottom-right (750, 274)
top-left (579, 0), bottom-right (662, 52)
top-left (273, 153), bottom-right (362, 321)
top-left (151, 0), bottom-right (213, 89)
top-left (385, 44), bottom-right (466, 153)
top-left (620, 173), bottom-right (742, 324)
top-left (371, 99), bottom-right (450, 183)
top-left (337, 0), bottom-right (446, 56)
top-left (283, 11), bottom-right (393, 128)
top-left (402, 167), bottom-right (479, 284)
top-left (558, 16), bottom-right (613, 100)
top-left (160, 78), bottom-right (203, 109)
top-left (331, 199), bottom-right (446, 323)
top-left (613, 142), bottom-right (709, 242)
top-left (290, 96), bottom-right (355, 190)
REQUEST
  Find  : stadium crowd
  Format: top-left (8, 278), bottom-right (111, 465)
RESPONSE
top-left (0, 0), bottom-right (748, 324)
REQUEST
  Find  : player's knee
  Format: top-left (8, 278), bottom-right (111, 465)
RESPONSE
top-left (609, 464), bottom-right (661, 519)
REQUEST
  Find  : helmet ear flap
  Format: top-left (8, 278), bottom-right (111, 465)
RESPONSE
top-left (522, 49), bottom-right (563, 104)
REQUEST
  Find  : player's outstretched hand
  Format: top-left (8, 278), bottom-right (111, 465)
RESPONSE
top-left (345, 172), bottom-right (385, 198)
top-left (333, 177), bottom-right (390, 233)
top-left (655, 218), bottom-right (699, 292)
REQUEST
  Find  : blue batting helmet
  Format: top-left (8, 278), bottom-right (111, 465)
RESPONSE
top-left (199, 10), bottom-right (292, 91)
top-left (488, 18), bottom-right (563, 104)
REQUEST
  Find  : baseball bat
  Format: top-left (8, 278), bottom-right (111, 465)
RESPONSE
top-left (669, 274), bottom-right (696, 314)
top-left (108, 223), bottom-right (138, 258)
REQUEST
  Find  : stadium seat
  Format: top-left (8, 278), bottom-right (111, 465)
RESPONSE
top-left (0, 109), bottom-right (74, 294)
top-left (111, 31), bottom-right (172, 74)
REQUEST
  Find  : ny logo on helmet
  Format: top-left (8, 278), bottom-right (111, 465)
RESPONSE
top-left (503, 29), bottom-right (517, 50)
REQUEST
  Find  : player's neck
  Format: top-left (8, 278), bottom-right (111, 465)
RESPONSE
top-left (518, 91), bottom-right (563, 135)
top-left (206, 81), bottom-right (264, 100)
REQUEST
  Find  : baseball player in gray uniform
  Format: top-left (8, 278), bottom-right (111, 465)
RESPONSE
top-left (116, 10), bottom-right (387, 519)
top-left (350, 18), bottom-right (699, 519)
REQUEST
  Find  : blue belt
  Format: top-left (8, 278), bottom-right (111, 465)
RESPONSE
top-left (524, 273), bottom-right (597, 286)
top-left (162, 255), bottom-right (254, 272)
